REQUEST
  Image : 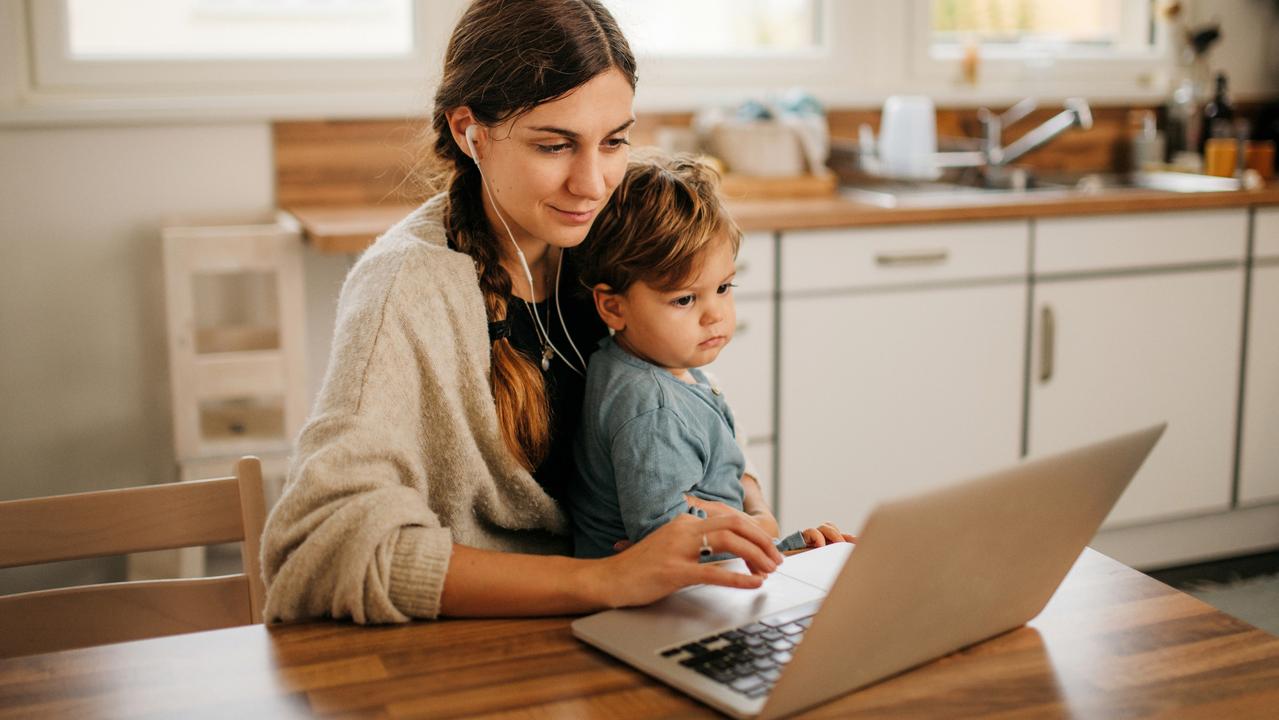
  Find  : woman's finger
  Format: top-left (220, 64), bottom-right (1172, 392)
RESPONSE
top-left (700, 514), bottom-right (784, 563)
top-left (694, 563), bottom-right (766, 590)
top-left (705, 528), bottom-right (780, 575)
top-left (612, 539), bottom-right (634, 552)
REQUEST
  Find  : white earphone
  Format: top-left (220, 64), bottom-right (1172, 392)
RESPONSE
top-left (464, 123), bottom-right (481, 165)
top-left (463, 122), bottom-right (587, 376)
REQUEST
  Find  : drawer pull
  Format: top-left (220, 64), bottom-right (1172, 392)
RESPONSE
top-left (874, 249), bottom-right (950, 267)
top-left (735, 259), bottom-right (751, 275)
top-left (734, 320), bottom-right (751, 334)
top-left (1039, 305), bottom-right (1055, 383)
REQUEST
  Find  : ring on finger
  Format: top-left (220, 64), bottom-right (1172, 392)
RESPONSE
top-left (699, 533), bottom-right (713, 560)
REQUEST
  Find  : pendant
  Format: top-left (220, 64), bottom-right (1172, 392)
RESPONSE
top-left (541, 346), bottom-right (553, 372)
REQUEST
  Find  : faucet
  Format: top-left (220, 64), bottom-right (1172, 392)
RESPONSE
top-left (979, 98), bottom-right (1093, 167)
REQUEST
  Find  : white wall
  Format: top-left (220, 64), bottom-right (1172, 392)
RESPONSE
top-left (0, 123), bottom-right (350, 594)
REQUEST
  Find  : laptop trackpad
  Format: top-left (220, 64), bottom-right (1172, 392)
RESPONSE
top-left (673, 557), bottom-right (828, 620)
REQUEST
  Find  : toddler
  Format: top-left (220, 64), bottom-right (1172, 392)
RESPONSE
top-left (569, 154), bottom-right (818, 559)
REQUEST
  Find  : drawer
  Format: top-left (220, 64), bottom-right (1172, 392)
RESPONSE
top-left (1256, 207), bottom-right (1279, 261)
top-left (704, 297), bottom-right (774, 439)
top-left (1035, 210), bottom-right (1248, 275)
top-left (734, 232), bottom-right (775, 298)
top-left (780, 221), bottom-right (1028, 293)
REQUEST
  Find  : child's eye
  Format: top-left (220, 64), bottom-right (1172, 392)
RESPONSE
top-left (537, 142), bottom-right (572, 154)
top-left (717, 282), bottom-right (737, 295)
top-left (671, 295), bottom-right (695, 308)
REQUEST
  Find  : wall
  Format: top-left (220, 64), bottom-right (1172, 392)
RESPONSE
top-left (0, 123), bottom-right (348, 594)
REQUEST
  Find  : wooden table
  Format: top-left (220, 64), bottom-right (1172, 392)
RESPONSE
top-left (3, 549), bottom-right (1278, 719)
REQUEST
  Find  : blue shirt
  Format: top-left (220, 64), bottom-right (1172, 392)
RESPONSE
top-left (571, 336), bottom-right (805, 559)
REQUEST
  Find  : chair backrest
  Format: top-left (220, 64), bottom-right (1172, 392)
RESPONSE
top-left (0, 457), bottom-right (267, 658)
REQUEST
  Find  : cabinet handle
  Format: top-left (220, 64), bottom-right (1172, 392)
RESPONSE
top-left (1040, 305), bottom-right (1055, 383)
top-left (734, 320), bottom-right (750, 334)
top-left (874, 249), bottom-right (950, 267)
top-left (735, 259), bottom-right (751, 275)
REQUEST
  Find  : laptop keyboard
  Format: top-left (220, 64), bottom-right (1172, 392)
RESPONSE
top-left (658, 600), bottom-right (821, 698)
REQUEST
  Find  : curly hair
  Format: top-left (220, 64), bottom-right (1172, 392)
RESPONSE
top-left (576, 152), bottom-right (742, 295)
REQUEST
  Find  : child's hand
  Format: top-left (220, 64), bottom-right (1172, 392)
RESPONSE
top-left (800, 522), bottom-right (856, 548)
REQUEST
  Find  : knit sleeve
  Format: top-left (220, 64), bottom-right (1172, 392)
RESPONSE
top-left (261, 246), bottom-right (461, 624)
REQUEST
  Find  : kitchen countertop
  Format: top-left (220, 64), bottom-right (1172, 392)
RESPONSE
top-left (287, 184), bottom-right (1279, 254)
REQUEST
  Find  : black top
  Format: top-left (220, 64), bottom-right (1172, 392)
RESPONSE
top-left (504, 275), bottom-right (608, 502)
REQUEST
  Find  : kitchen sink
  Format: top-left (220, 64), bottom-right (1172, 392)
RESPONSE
top-left (843, 171), bottom-right (1242, 209)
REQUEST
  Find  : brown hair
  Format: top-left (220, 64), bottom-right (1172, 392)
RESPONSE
top-left (577, 152), bottom-right (741, 295)
top-left (430, 0), bottom-right (636, 472)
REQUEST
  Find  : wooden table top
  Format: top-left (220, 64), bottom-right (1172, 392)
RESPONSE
top-left (287, 184), bottom-right (1279, 254)
top-left (3, 549), bottom-right (1278, 719)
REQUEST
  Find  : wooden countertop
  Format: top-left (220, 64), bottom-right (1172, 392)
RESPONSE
top-left (287, 185), bottom-right (1279, 255)
top-left (2, 549), bottom-right (1278, 718)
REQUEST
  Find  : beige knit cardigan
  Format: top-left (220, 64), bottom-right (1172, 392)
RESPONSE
top-left (261, 195), bottom-right (571, 624)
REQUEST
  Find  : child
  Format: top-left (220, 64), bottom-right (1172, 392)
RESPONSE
top-left (569, 153), bottom-right (846, 559)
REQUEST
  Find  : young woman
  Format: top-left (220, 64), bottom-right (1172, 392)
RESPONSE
top-left (261, 0), bottom-right (817, 624)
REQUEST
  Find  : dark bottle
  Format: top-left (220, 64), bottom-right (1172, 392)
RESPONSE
top-left (1198, 72), bottom-right (1234, 152)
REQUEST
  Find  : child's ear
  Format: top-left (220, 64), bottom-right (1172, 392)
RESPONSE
top-left (592, 283), bottom-right (626, 332)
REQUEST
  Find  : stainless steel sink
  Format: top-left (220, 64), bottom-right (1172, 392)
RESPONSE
top-left (842, 171), bottom-right (1242, 209)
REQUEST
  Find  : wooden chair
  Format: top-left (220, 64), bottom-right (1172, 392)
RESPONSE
top-left (0, 457), bottom-right (267, 658)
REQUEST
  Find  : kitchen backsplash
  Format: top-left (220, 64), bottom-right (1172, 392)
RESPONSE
top-left (274, 100), bottom-right (1276, 209)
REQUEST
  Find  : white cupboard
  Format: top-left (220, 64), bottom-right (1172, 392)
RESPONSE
top-left (1240, 208), bottom-right (1279, 504)
top-left (777, 222), bottom-right (1027, 533)
top-left (1028, 211), bottom-right (1248, 527)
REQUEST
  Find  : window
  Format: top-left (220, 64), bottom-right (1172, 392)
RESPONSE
top-left (22, 0), bottom-right (457, 112)
top-left (65, 0), bottom-right (415, 60)
top-left (930, 0), bottom-right (1156, 58)
top-left (599, 0), bottom-right (861, 110)
top-left (603, 0), bottom-right (822, 57)
top-left (908, 0), bottom-right (1167, 95)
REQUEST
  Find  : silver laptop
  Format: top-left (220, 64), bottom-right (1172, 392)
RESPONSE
top-left (572, 424), bottom-right (1165, 719)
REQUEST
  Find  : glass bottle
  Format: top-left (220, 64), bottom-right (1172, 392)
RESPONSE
top-left (1198, 72), bottom-right (1235, 152)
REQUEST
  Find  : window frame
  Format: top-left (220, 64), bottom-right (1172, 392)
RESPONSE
top-left (27, 0), bottom-right (450, 92)
top-left (623, 0), bottom-right (872, 111)
top-left (908, 0), bottom-right (1170, 86)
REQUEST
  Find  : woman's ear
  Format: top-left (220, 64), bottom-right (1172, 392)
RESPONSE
top-left (445, 107), bottom-right (480, 161)
top-left (592, 284), bottom-right (626, 332)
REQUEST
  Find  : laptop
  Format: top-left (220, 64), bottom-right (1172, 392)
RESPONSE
top-left (572, 424), bottom-right (1165, 719)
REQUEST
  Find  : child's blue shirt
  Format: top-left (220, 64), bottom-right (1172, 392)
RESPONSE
top-left (570, 336), bottom-right (805, 558)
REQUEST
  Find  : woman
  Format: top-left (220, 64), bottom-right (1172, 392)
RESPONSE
top-left (261, 0), bottom-right (842, 624)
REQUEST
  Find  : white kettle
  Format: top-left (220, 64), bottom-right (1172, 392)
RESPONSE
top-left (864, 96), bottom-right (941, 180)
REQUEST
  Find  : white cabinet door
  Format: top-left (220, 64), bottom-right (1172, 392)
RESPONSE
top-left (778, 283), bottom-right (1025, 533)
top-left (1240, 264), bottom-right (1279, 504)
top-left (1028, 270), bottom-right (1243, 526)
top-left (704, 297), bottom-right (774, 440)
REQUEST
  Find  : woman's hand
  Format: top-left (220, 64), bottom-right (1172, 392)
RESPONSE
top-left (799, 521), bottom-right (857, 548)
top-left (685, 494), bottom-right (780, 538)
top-left (591, 512), bottom-right (785, 609)
top-left (610, 494), bottom-right (775, 553)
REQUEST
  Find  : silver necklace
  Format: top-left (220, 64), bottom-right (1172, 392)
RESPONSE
top-left (521, 296), bottom-right (554, 372)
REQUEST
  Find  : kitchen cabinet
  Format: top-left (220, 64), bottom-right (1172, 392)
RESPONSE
top-left (705, 232), bottom-right (776, 442)
top-left (704, 233), bottom-right (777, 500)
top-left (1028, 211), bottom-right (1248, 527)
top-left (1240, 208), bottom-right (1279, 504)
top-left (777, 221), bottom-right (1027, 532)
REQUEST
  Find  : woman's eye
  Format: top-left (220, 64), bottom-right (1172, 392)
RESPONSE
top-left (672, 295), bottom-right (695, 307)
top-left (537, 143), bottom-right (572, 154)
top-left (717, 282), bottom-right (737, 295)
top-left (604, 137), bottom-right (631, 151)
